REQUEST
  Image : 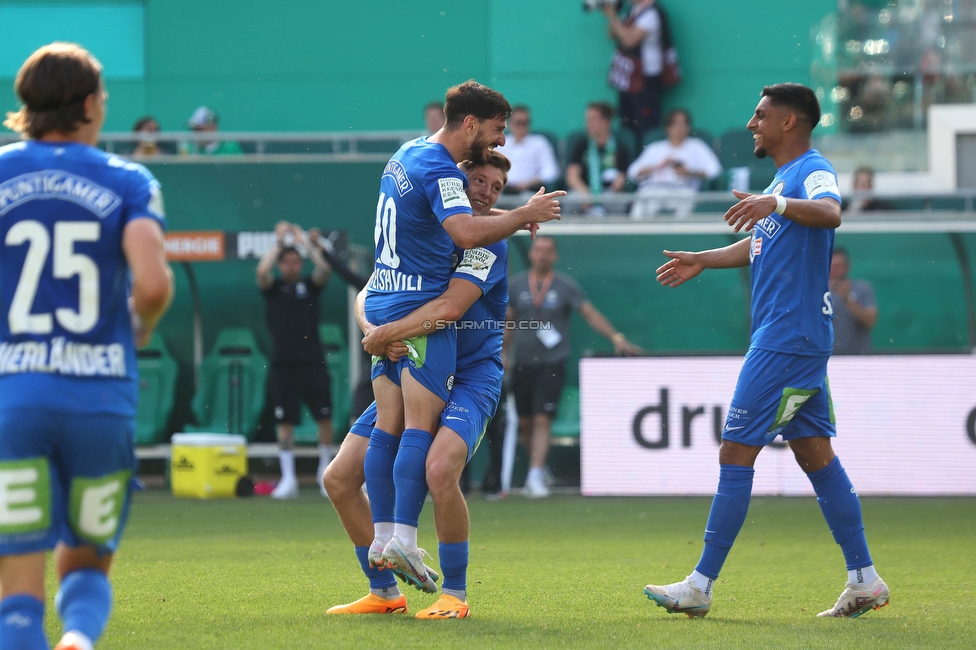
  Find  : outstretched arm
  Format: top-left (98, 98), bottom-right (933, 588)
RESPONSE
top-left (577, 301), bottom-right (642, 355)
top-left (442, 187), bottom-right (565, 249)
top-left (656, 237), bottom-right (751, 288)
top-left (724, 190), bottom-right (842, 233)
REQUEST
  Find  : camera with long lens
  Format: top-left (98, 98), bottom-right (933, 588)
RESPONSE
top-left (583, 0), bottom-right (620, 12)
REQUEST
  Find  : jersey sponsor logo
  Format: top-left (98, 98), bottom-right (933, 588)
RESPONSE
top-left (0, 338), bottom-right (127, 378)
top-left (368, 268), bottom-right (424, 292)
top-left (382, 160), bottom-right (413, 197)
top-left (0, 171), bottom-right (122, 218)
top-left (455, 247), bottom-right (497, 282)
top-left (753, 216), bottom-right (781, 239)
top-left (802, 170), bottom-right (840, 200)
top-left (438, 177), bottom-right (470, 210)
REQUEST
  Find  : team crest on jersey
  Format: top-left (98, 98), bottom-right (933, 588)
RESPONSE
top-left (382, 160), bottom-right (413, 197)
top-left (770, 181), bottom-right (785, 196)
top-left (753, 236), bottom-right (763, 257)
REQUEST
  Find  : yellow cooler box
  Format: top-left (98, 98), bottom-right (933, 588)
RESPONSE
top-left (170, 433), bottom-right (248, 498)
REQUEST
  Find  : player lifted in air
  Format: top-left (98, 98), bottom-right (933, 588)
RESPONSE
top-left (0, 43), bottom-right (173, 649)
top-left (360, 81), bottom-right (562, 600)
top-left (325, 151), bottom-right (513, 619)
top-left (646, 83), bottom-right (889, 619)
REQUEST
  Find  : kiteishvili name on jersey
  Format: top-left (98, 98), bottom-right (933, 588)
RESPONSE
top-left (368, 268), bottom-right (424, 292)
top-left (0, 338), bottom-right (126, 377)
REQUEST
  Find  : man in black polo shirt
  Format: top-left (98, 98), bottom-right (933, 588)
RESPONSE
top-left (257, 221), bottom-right (334, 499)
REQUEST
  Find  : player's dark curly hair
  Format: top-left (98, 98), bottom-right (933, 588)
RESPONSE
top-left (761, 83), bottom-right (821, 130)
top-left (4, 42), bottom-right (103, 140)
top-left (461, 150), bottom-right (512, 183)
top-left (444, 80), bottom-right (512, 129)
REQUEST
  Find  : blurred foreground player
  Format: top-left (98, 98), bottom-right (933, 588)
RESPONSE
top-left (647, 83), bottom-right (888, 619)
top-left (0, 43), bottom-right (173, 649)
top-left (325, 152), bottom-right (512, 618)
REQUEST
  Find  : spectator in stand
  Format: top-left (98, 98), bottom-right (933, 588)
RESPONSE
top-left (131, 116), bottom-right (162, 158)
top-left (495, 105), bottom-right (559, 194)
top-left (566, 102), bottom-right (632, 215)
top-left (829, 247), bottom-right (877, 355)
top-left (603, 0), bottom-right (676, 142)
top-left (627, 108), bottom-right (721, 218)
top-left (842, 166), bottom-right (894, 212)
top-left (422, 100), bottom-right (446, 136)
top-left (181, 106), bottom-right (242, 155)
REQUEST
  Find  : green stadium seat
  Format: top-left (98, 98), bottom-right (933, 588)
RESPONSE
top-left (550, 385), bottom-right (581, 443)
top-left (186, 328), bottom-right (268, 441)
top-left (135, 333), bottom-right (178, 445)
top-left (293, 323), bottom-right (352, 444)
top-left (717, 128), bottom-right (777, 192)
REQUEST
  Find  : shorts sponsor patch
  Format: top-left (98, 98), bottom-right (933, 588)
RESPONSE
top-left (455, 247), bottom-right (497, 282)
top-left (803, 170), bottom-right (840, 199)
top-left (438, 177), bottom-right (470, 210)
top-left (0, 458), bottom-right (51, 536)
top-left (69, 470), bottom-right (130, 545)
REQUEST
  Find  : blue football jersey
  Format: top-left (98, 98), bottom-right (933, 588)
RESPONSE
top-left (0, 141), bottom-right (165, 416)
top-left (452, 240), bottom-right (508, 377)
top-left (366, 137), bottom-right (472, 320)
top-left (748, 149), bottom-right (840, 356)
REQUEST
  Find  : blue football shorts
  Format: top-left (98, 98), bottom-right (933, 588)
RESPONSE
top-left (0, 407), bottom-right (137, 556)
top-left (722, 348), bottom-right (836, 447)
top-left (368, 324), bottom-right (457, 404)
top-left (351, 363), bottom-right (501, 463)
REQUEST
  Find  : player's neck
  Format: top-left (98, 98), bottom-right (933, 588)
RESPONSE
top-left (39, 128), bottom-right (99, 147)
top-left (771, 140), bottom-right (812, 168)
top-left (428, 128), bottom-right (468, 163)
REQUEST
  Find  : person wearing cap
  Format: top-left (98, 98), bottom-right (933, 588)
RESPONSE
top-left (180, 106), bottom-right (242, 155)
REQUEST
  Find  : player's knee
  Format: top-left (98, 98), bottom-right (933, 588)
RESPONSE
top-left (425, 456), bottom-right (459, 495)
top-left (323, 456), bottom-right (361, 499)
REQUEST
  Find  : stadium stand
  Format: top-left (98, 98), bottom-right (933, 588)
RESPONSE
top-left (135, 333), bottom-right (179, 445)
top-left (187, 328), bottom-right (268, 440)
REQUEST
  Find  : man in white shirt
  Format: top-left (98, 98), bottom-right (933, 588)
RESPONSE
top-left (495, 105), bottom-right (559, 194)
top-left (627, 108), bottom-right (721, 218)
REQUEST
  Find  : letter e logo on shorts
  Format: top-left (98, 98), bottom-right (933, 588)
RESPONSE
top-left (70, 471), bottom-right (130, 545)
top-left (0, 458), bottom-right (51, 535)
top-left (769, 387), bottom-right (819, 432)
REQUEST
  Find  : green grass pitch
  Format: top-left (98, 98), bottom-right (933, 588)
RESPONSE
top-left (48, 492), bottom-right (975, 649)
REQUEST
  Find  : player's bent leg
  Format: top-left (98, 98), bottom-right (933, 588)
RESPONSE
top-left (365, 376), bottom-right (404, 567)
top-left (324, 435), bottom-right (372, 547)
top-left (0, 553), bottom-right (49, 648)
top-left (54, 545), bottom-right (114, 650)
top-left (315, 417), bottom-right (336, 498)
top-left (790, 438), bottom-right (888, 618)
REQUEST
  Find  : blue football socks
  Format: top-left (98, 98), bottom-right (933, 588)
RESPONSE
top-left (808, 456), bottom-right (873, 570)
top-left (55, 569), bottom-right (112, 645)
top-left (392, 429), bottom-right (434, 528)
top-left (439, 541), bottom-right (469, 601)
top-left (354, 546), bottom-right (399, 597)
top-left (695, 464), bottom-right (755, 580)
top-left (364, 428), bottom-right (399, 524)
top-left (0, 594), bottom-right (48, 649)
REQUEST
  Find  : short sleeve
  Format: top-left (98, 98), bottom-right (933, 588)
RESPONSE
top-left (452, 242), bottom-right (506, 296)
top-left (853, 281), bottom-right (876, 309)
top-left (423, 163), bottom-right (472, 223)
top-left (124, 165), bottom-right (166, 230)
top-left (562, 274), bottom-right (587, 311)
top-left (633, 8), bottom-right (659, 35)
top-left (799, 158), bottom-right (842, 204)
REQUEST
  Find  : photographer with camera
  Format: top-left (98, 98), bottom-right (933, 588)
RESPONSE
top-left (596, 0), bottom-right (679, 143)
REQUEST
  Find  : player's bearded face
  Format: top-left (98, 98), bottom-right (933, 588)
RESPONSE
top-left (469, 127), bottom-right (494, 165)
